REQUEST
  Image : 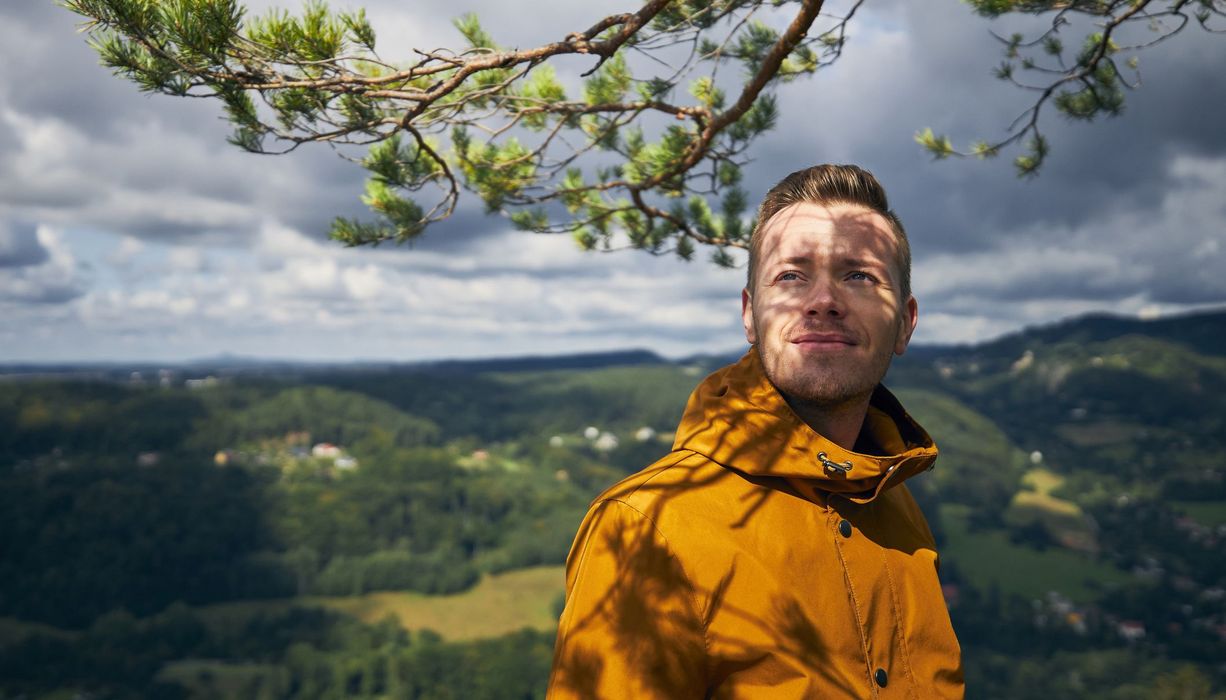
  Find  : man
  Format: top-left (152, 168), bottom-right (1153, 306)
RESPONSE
top-left (547, 165), bottom-right (964, 699)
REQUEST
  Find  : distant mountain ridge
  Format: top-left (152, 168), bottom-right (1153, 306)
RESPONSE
top-left (907, 307), bottom-right (1226, 361)
top-left (1, 308), bottom-right (1222, 378)
top-left (412, 349), bottom-right (665, 374)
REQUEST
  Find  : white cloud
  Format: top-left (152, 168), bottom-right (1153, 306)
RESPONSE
top-left (107, 236), bottom-right (144, 267)
top-left (342, 264), bottom-right (389, 301)
top-left (167, 248), bottom-right (206, 273)
top-left (256, 220), bottom-right (331, 258)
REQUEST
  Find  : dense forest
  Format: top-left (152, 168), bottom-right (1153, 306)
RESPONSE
top-left (1, 310), bottom-right (1224, 699)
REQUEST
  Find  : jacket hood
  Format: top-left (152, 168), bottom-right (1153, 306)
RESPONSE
top-left (672, 349), bottom-right (938, 504)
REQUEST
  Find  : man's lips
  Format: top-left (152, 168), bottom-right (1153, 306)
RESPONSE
top-left (790, 332), bottom-right (858, 347)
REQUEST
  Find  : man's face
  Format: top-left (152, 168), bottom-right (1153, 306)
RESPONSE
top-left (742, 201), bottom-right (918, 408)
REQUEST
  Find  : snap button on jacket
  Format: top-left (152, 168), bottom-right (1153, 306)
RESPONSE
top-left (548, 351), bottom-right (965, 699)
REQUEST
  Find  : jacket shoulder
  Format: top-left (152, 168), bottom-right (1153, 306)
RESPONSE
top-left (595, 449), bottom-right (725, 514)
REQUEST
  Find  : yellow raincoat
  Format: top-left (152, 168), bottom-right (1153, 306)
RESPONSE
top-left (548, 350), bottom-right (964, 699)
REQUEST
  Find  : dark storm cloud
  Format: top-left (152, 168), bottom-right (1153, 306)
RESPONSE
top-left (0, 223), bottom-right (88, 305)
top-left (917, 151), bottom-right (1226, 309)
top-left (1, 3), bottom-right (222, 141)
top-left (922, 264), bottom-right (1226, 306)
top-left (0, 220), bottom-right (49, 268)
top-left (0, 281), bottom-right (85, 305)
top-left (979, 29), bottom-right (1226, 235)
top-left (0, 2), bottom-right (375, 247)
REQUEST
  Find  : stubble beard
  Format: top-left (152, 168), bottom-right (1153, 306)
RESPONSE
top-left (754, 330), bottom-right (896, 412)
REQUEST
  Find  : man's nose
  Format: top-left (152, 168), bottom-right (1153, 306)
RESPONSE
top-left (804, 278), bottom-right (844, 317)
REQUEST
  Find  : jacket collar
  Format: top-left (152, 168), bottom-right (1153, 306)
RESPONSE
top-left (672, 349), bottom-right (938, 504)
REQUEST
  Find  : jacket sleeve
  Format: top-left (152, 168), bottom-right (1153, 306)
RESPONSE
top-left (547, 498), bottom-right (708, 699)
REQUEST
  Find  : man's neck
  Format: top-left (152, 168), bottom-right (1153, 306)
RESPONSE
top-left (782, 393), bottom-right (871, 451)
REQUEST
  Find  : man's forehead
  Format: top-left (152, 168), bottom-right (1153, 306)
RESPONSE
top-left (758, 202), bottom-right (897, 260)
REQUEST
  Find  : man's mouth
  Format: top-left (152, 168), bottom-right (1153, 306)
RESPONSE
top-left (790, 332), bottom-right (857, 348)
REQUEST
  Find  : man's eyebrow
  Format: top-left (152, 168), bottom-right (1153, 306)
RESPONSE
top-left (839, 255), bottom-right (887, 268)
top-left (767, 255), bottom-right (889, 269)
top-left (773, 255), bottom-right (813, 266)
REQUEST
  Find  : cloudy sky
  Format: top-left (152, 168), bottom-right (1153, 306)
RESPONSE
top-left (1, 0), bottom-right (1223, 363)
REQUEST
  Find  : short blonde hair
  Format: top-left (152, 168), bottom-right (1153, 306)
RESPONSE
top-left (748, 164), bottom-right (911, 299)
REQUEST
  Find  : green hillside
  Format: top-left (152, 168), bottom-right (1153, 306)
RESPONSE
top-left (1, 310), bottom-right (1224, 698)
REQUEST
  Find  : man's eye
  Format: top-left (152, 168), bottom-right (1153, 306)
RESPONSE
top-left (777, 271), bottom-right (802, 282)
top-left (847, 271), bottom-right (877, 283)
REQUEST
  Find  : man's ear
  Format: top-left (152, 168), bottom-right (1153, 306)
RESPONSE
top-left (741, 288), bottom-right (757, 345)
top-left (894, 295), bottom-right (918, 355)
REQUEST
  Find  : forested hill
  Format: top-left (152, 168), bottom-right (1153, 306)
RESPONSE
top-left (900, 307), bottom-right (1226, 361)
top-left (1, 308), bottom-right (1224, 699)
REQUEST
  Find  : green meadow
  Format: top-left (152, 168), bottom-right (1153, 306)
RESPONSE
top-left (940, 504), bottom-right (1129, 602)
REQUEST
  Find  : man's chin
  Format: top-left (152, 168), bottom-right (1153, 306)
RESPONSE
top-left (763, 364), bottom-right (872, 408)
top-left (783, 380), bottom-right (872, 409)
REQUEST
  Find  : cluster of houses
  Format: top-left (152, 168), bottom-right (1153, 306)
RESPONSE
top-left (1023, 528), bottom-right (1226, 647)
top-left (547, 424), bottom-right (665, 453)
top-left (209, 431), bottom-right (358, 472)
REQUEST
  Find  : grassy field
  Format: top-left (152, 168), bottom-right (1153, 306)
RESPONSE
top-left (313, 565), bottom-right (565, 641)
top-left (1016, 469), bottom-right (1077, 509)
top-left (1005, 468), bottom-right (1098, 551)
top-left (940, 505), bottom-right (1128, 603)
top-left (1011, 469), bottom-right (1082, 517)
top-left (145, 568), bottom-right (564, 697)
top-left (192, 566), bottom-right (566, 644)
